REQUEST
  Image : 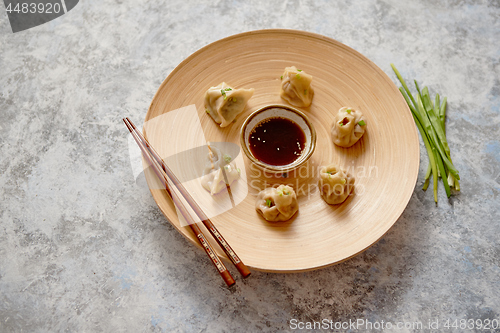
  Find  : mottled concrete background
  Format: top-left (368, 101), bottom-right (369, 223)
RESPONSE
top-left (1, 0), bottom-right (499, 332)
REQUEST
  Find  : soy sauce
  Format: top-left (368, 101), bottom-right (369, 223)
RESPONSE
top-left (249, 117), bottom-right (306, 166)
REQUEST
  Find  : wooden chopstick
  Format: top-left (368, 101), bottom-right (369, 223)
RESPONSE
top-left (124, 117), bottom-right (251, 279)
top-left (123, 118), bottom-right (235, 287)
top-left (124, 117), bottom-right (251, 283)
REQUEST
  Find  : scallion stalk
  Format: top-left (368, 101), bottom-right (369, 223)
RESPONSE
top-left (431, 147), bottom-right (439, 202)
top-left (391, 64), bottom-right (461, 202)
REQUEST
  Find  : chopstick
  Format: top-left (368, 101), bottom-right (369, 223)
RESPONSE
top-left (123, 117), bottom-right (251, 285)
top-left (124, 118), bottom-right (251, 279)
top-left (123, 118), bottom-right (235, 286)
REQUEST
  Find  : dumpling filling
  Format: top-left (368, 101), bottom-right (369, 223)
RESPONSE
top-left (205, 82), bottom-right (254, 127)
top-left (280, 66), bottom-right (314, 107)
top-left (255, 185), bottom-right (299, 222)
top-left (318, 164), bottom-right (355, 204)
top-left (201, 145), bottom-right (240, 195)
top-left (331, 107), bottom-right (367, 147)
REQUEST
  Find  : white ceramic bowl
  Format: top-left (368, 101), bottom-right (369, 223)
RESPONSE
top-left (240, 104), bottom-right (317, 173)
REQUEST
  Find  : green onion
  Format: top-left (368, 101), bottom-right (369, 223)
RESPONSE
top-left (280, 75), bottom-right (283, 80)
top-left (430, 147), bottom-right (439, 202)
top-left (440, 97), bottom-right (447, 131)
top-left (417, 92), bottom-right (459, 180)
top-left (391, 64), bottom-right (460, 203)
top-left (266, 199), bottom-right (272, 207)
top-left (297, 69), bottom-right (302, 72)
top-left (422, 164), bottom-right (431, 191)
top-left (221, 88), bottom-right (232, 100)
top-left (346, 108), bottom-right (352, 114)
top-left (223, 154), bottom-right (232, 163)
top-left (358, 120), bottom-right (366, 126)
top-left (296, 74), bottom-right (301, 79)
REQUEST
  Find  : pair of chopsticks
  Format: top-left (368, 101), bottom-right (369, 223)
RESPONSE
top-left (123, 117), bottom-right (251, 287)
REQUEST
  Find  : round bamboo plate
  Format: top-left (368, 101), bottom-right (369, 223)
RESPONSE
top-left (143, 29), bottom-right (419, 272)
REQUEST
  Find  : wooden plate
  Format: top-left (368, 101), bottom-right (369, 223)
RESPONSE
top-left (143, 29), bottom-right (419, 272)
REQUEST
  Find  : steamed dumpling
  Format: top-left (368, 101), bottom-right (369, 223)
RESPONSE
top-left (280, 66), bottom-right (314, 107)
top-left (318, 164), bottom-right (355, 205)
top-left (331, 107), bottom-right (367, 147)
top-left (255, 185), bottom-right (298, 222)
top-left (201, 145), bottom-right (240, 195)
top-left (205, 82), bottom-right (254, 127)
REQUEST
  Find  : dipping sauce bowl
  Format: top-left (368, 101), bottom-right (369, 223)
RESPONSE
top-left (240, 104), bottom-right (316, 174)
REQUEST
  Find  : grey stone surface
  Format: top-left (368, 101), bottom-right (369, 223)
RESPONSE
top-left (1, 0), bottom-right (499, 332)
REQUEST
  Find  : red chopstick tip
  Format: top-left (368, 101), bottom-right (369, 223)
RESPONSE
top-left (236, 263), bottom-right (251, 278)
top-left (221, 270), bottom-right (236, 287)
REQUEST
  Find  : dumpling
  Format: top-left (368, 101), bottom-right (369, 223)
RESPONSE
top-left (318, 164), bottom-right (355, 204)
top-left (280, 66), bottom-right (314, 107)
top-left (201, 145), bottom-right (240, 195)
top-left (255, 185), bottom-right (298, 222)
top-left (205, 82), bottom-right (254, 127)
top-left (331, 107), bottom-right (367, 147)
